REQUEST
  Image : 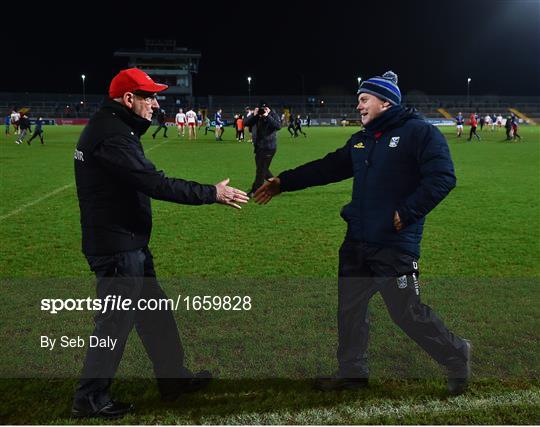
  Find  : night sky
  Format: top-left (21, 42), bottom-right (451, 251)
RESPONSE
top-left (2, 0), bottom-right (539, 97)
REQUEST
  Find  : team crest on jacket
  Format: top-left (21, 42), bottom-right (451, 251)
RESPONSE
top-left (353, 142), bottom-right (365, 149)
top-left (389, 136), bottom-right (400, 147)
top-left (397, 275), bottom-right (408, 289)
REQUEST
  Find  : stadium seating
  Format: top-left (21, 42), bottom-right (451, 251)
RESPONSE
top-left (1, 92), bottom-right (539, 124)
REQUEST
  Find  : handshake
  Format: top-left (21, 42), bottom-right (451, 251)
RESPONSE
top-left (214, 177), bottom-right (281, 209)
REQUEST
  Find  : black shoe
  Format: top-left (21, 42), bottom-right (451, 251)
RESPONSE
top-left (314, 374), bottom-right (368, 391)
top-left (164, 135), bottom-right (168, 138)
top-left (161, 370), bottom-right (213, 401)
top-left (71, 399), bottom-right (133, 419)
top-left (152, 134), bottom-right (156, 139)
top-left (246, 191), bottom-right (254, 198)
top-left (447, 339), bottom-right (472, 396)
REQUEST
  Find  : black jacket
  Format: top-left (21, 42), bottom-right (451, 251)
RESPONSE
top-left (243, 110), bottom-right (281, 152)
top-left (74, 99), bottom-right (216, 255)
top-left (279, 105), bottom-right (456, 257)
top-left (19, 116), bottom-right (31, 130)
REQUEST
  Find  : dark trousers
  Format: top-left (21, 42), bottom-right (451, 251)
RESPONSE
top-left (28, 129), bottom-right (44, 144)
top-left (74, 247), bottom-right (189, 406)
top-left (249, 149), bottom-right (275, 194)
top-left (337, 240), bottom-right (467, 378)
top-left (152, 124), bottom-right (168, 137)
top-left (295, 125), bottom-right (306, 137)
top-left (468, 126), bottom-right (480, 141)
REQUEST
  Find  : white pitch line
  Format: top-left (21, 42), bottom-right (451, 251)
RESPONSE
top-left (200, 389), bottom-right (539, 424)
top-left (0, 139), bottom-right (167, 221)
top-left (0, 183), bottom-right (75, 221)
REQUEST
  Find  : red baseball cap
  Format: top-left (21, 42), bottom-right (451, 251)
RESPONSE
top-left (109, 68), bottom-right (168, 98)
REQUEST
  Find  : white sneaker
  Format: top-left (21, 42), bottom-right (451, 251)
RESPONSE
top-left (15, 140), bottom-right (21, 145)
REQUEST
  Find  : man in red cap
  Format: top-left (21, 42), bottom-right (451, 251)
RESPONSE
top-left (72, 68), bottom-right (249, 419)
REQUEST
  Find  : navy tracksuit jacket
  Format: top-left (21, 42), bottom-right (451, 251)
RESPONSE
top-left (279, 105), bottom-right (456, 258)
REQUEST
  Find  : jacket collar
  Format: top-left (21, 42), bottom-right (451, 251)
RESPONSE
top-left (101, 98), bottom-right (152, 136)
top-left (363, 105), bottom-right (405, 135)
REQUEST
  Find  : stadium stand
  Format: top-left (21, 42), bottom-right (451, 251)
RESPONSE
top-left (1, 93), bottom-right (539, 124)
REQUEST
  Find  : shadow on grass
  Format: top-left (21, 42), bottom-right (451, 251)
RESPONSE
top-left (2, 377), bottom-right (538, 424)
top-left (0, 377), bottom-right (452, 424)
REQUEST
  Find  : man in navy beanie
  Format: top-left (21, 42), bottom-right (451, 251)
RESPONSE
top-left (254, 71), bottom-right (471, 395)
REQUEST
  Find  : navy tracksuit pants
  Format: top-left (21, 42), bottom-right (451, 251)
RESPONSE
top-left (337, 240), bottom-right (468, 377)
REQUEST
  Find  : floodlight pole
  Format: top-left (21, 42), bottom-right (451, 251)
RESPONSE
top-left (467, 77), bottom-right (471, 107)
top-left (301, 74), bottom-right (306, 114)
top-left (247, 76), bottom-right (252, 107)
top-left (81, 74), bottom-right (86, 105)
top-left (357, 76), bottom-right (362, 90)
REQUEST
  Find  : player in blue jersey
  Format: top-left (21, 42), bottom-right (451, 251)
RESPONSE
top-left (455, 112), bottom-right (464, 138)
top-left (215, 109), bottom-right (224, 141)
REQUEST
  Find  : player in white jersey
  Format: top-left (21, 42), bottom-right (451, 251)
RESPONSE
top-left (185, 108), bottom-right (197, 140)
top-left (484, 115), bottom-right (492, 130)
top-left (175, 108), bottom-right (186, 137)
top-left (496, 114), bottom-right (503, 130)
top-left (10, 110), bottom-right (20, 135)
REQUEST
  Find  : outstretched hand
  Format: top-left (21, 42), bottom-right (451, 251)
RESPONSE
top-left (393, 210), bottom-right (403, 231)
top-left (254, 177), bottom-right (281, 204)
top-left (215, 178), bottom-right (250, 209)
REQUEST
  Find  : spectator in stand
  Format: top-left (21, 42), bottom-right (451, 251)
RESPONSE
top-left (467, 112), bottom-right (481, 141)
top-left (27, 117), bottom-right (45, 145)
top-left (151, 108), bottom-right (168, 139)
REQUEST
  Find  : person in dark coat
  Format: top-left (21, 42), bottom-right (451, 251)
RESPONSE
top-left (287, 113), bottom-right (296, 137)
top-left (27, 117), bottom-right (45, 144)
top-left (294, 114), bottom-right (307, 137)
top-left (151, 108), bottom-right (168, 138)
top-left (15, 114), bottom-right (31, 144)
top-left (254, 71), bottom-right (471, 396)
top-left (72, 68), bottom-right (248, 419)
top-left (243, 102), bottom-right (281, 197)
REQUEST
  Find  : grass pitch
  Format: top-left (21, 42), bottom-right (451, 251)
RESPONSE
top-left (0, 122), bottom-right (539, 424)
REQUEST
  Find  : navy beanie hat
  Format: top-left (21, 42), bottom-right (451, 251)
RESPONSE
top-left (357, 71), bottom-right (401, 105)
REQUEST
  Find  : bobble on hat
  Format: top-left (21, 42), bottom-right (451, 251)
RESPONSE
top-left (382, 71), bottom-right (398, 84)
top-left (357, 70), bottom-right (402, 105)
